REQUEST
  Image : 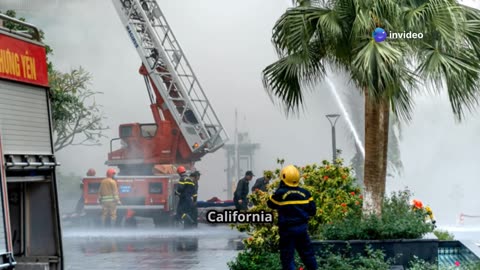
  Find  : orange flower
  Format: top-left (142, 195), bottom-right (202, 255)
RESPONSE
top-left (350, 192), bottom-right (355, 195)
top-left (248, 237), bottom-right (253, 242)
top-left (413, 199), bottom-right (423, 209)
top-left (323, 176), bottom-right (329, 180)
top-left (355, 201), bottom-right (360, 205)
top-left (342, 175), bottom-right (347, 179)
top-left (359, 195), bottom-right (363, 199)
top-left (341, 203), bottom-right (347, 207)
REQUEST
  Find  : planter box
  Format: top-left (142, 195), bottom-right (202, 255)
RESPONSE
top-left (312, 238), bottom-right (438, 268)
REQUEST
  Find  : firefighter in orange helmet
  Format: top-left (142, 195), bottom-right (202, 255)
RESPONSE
top-left (87, 168), bottom-right (96, 176)
top-left (98, 168), bottom-right (121, 227)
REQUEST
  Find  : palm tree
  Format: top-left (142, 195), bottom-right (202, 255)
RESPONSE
top-left (263, 0), bottom-right (480, 215)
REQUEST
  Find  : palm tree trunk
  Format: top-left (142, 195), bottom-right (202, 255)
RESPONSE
top-left (363, 91), bottom-right (390, 216)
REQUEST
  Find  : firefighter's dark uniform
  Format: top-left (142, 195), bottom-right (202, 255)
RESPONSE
top-left (191, 171), bottom-right (200, 227)
top-left (234, 177), bottom-right (249, 210)
top-left (251, 177), bottom-right (269, 192)
top-left (267, 181), bottom-right (317, 270)
top-left (175, 174), bottom-right (196, 227)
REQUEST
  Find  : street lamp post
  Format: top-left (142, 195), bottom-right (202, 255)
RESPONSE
top-left (326, 114), bottom-right (341, 164)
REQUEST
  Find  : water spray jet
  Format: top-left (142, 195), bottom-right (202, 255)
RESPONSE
top-left (325, 77), bottom-right (365, 157)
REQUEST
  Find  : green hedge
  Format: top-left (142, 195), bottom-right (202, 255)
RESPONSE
top-left (228, 250), bottom-right (480, 270)
top-left (228, 247), bottom-right (391, 270)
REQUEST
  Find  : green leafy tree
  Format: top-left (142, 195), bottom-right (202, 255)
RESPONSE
top-left (262, 0), bottom-right (480, 215)
top-left (1, 10), bottom-right (107, 152)
top-left (50, 68), bottom-right (107, 152)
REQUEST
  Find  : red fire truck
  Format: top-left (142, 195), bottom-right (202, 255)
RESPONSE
top-left (0, 14), bottom-right (63, 269)
top-left (79, 0), bottom-right (228, 227)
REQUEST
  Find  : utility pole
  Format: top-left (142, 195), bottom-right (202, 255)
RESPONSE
top-left (224, 110), bottom-right (259, 199)
top-left (234, 109), bottom-right (239, 181)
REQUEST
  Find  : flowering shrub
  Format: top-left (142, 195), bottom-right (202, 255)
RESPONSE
top-left (230, 159), bottom-right (441, 270)
top-left (233, 174), bottom-right (280, 253)
top-left (232, 159), bottom-right (362, 252)
top-left (302, 160), bottom-right (363, 235)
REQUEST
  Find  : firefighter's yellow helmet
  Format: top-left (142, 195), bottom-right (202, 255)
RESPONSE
top-left (280, 165), bottom-right (300, 187)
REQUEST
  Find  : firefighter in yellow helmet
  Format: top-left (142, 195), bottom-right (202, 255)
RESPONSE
top-left (98, 168), bottom-right (121, 227)
top-left (267, 165), bottom-right (317, 270)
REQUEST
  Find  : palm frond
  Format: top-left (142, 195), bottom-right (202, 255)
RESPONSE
top-left (262, 39), bottom-right (327, 115)
top-left (416, 45), bottom-right (480, 120)
top-left (423, 0), bottom-right (464, 46)
top-left (272, 7), bottom-right (327, 56)
top-left (460, 5), bottom-right (480, 59)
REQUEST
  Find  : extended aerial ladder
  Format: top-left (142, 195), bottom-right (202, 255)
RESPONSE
top-left (108, 0), bottom-right (228, 175)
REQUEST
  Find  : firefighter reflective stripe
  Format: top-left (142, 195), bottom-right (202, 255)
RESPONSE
top-left (100, 195), bottom-right (118, 202)
top-left (269, 195), bottom-right (313, 206)
top-left (98, 178), bottom-right (119, 202)
top-left (178, 181), bottom-right (195, 185)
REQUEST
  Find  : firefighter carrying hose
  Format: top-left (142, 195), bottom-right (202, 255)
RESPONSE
top-left (98, 168), bottom-right (122, 227)
top-left (175, 166), bottom-right (196, 228)
top-left (267, 165), bottom-right (318, 270)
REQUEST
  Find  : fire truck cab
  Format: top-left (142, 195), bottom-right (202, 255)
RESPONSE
top-left (0, 15), bottom-right (63, 270)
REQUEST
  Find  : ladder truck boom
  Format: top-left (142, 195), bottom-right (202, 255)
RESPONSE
top-left (108, 0), bottom-right (228, 173)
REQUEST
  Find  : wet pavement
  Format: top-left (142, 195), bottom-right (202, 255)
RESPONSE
top-left (62, 222), bottom-right (244, 270)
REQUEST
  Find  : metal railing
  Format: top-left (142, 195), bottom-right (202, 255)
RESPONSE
top-left (0, 13), bottom-right (41, 41)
